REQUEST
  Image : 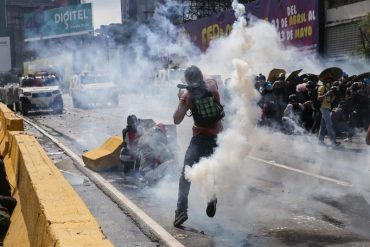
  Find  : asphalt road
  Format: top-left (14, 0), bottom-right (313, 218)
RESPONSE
top-left (24, 93), bottom-right (370, 247)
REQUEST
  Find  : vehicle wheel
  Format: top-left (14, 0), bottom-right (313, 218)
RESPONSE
top-left (6, 104), bottom-right (12, 110)
top-left (20, 99), bottom-right (29, 116)
top-left (12, 102), bottom-right (19, 112)
top-left (52, 96), bottom-right (63, 114)
top-left (72, 96), bottom-right (81, 108)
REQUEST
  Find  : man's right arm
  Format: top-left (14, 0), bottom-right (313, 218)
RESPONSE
top-left (173, 99), bottom-right (189, 124)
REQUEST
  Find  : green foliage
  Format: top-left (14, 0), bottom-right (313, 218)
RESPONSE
top-left (358, 13), bottom-right (370, 59)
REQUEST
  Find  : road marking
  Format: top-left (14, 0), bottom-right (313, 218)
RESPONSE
top-left (21, 116), bottom-right (185, 247)
top-left (21, 115), bottom-right (353, 245)
top-left (247, 155), bottom-right (352, 187)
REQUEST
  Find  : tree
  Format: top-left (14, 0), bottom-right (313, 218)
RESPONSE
top-left (359, 13), bottom-right (370, 59)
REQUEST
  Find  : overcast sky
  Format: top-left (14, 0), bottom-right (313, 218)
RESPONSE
top-left (84, 0), bottom-right (122, 28)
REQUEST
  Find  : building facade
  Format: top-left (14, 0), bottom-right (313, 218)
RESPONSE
top-left (0, 0), bottom-right (80, 72)
top-left (121, 0), bottom-right (158, 23)
top-left (324, 0), bottom-right (370, 59)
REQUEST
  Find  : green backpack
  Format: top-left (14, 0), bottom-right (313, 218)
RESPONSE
top-left (189, 86), bottom-right (225, 127)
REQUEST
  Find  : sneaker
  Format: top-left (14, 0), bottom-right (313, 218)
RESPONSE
top-left (329, 141), bottom-right (341, 148)
top-left (343, 138), bottom-right (352, 143)
top-left (173, 211), bottom-right (188, 227)
top-left (206, 198), bottom-right (217, 218)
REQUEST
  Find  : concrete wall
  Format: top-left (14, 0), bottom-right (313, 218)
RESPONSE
top-left (0, 103), bottom-right (113, 247)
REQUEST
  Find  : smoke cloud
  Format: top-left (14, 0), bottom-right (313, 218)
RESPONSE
top-left (24, 0), bottom-right (370, 242)
top-left (180, 0), bottom-right (370, 238)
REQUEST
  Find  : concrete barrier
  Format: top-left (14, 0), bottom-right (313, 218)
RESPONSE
top-left (0, 103), bottom-right (113, 247)
top-left (0, 111), bottom-right (23, 157)
top-left (82, 136), bottom-right (123, 171)
top-left (3, 192), bottom-right (30, 247)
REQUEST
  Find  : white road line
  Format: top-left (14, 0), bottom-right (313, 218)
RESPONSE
top-left (20, 114), bottom-right (353, 245)
top-left (21, 116), bottom-right (185, 247)
top-left (247, 155), bottom-right (352, 187)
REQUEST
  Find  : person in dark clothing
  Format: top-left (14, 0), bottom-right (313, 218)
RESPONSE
top-left (350, 82), bottom-right (370, 130)
top-left (120, 115), bottom-right (141, 173)
top-left (331, 104), bottom-right (349, 137)
top-left (258, 84), bottom-right (280, 127)
top-left (173, 65), bottom-right (223, 227)
top-left (0, 158), bottom-right (11, 198)
top-left (272, 73), bottom-right (287, 118)
top-left (0, 157), bottom-right (16, 237)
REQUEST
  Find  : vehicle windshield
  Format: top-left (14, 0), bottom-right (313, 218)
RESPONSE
top-left (41, 76), bottom-right (59, 86)
top-left (20, 76), bottom-right (59, 87)
top-left (80, 75), bottom-right (110, 84)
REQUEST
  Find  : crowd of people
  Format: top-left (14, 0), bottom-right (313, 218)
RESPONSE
top-left (120, 66), bottom-right (370, 229)
top-left (255, 68), bottom-right (370, 145)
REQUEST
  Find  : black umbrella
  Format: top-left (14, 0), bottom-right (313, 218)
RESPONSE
top-left (318, 67), bottom-right (343, 82)
top-left (353, 72), bottom-right (370, 82)
top-left (286, 69), bottom-right (302, 82)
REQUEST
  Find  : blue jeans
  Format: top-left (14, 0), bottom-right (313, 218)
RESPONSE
top-left (319, 108), bottom-right (336, 144)
top-left (176, 136), bottom-right (217, 213)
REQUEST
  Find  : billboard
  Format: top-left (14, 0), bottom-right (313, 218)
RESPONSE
top-left (24, 3), bottom-right (93, 42)
top-left (0, 37), bottom-right (11, 72)
top-left (183, 0), bottom-right (319, 51)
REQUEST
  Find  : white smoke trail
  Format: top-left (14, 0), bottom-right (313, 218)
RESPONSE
top-left (24, 0), bottom-right (370, 235)
top-left (185, 58), bottom-right (260, 202)
top-left (185, 0), bottom-right (370, 211)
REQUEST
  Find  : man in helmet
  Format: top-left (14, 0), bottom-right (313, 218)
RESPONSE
top-left (173, 65), bottom-right (223, 227)
top-left (254, 73), bottom-right (266, 90)
top-left (272, 72), bottom-right (287, 120)
top-left (120, 115), bottom-right (141, 173)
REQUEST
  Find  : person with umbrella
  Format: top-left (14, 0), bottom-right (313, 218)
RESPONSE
top-left (317, 68), bottom-right (342, 146)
